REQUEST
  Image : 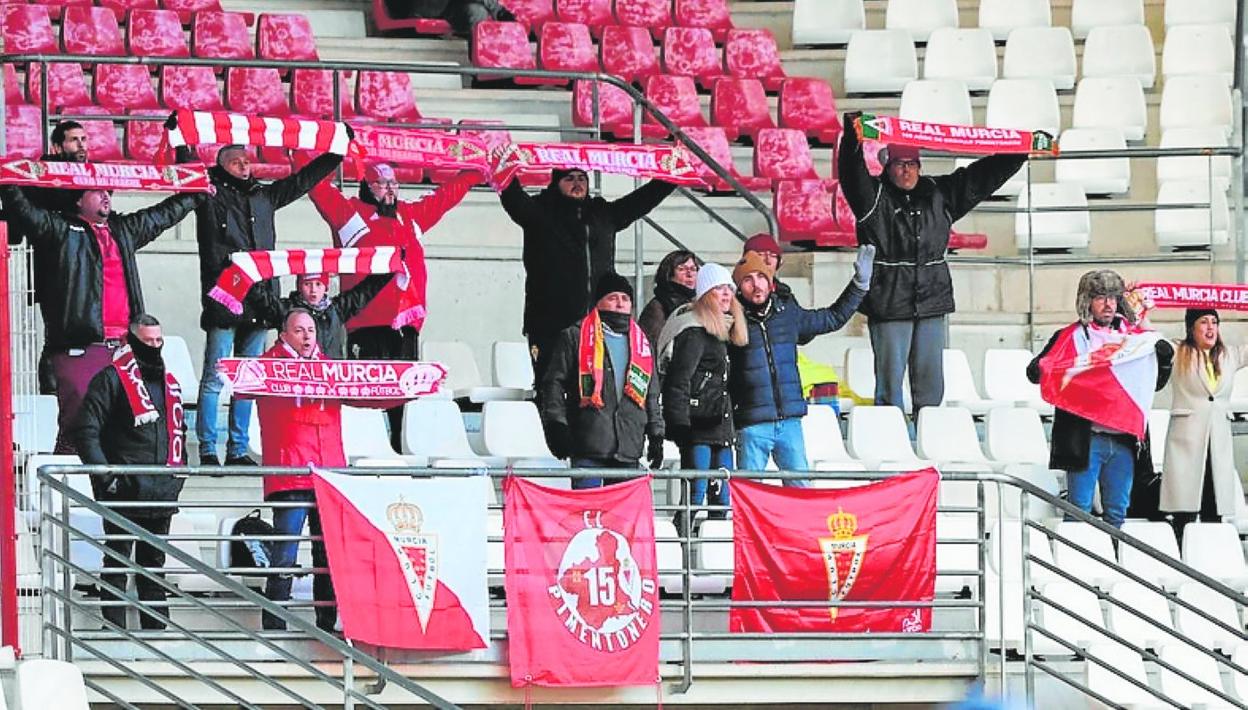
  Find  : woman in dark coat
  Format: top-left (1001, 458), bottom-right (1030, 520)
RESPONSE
top-left (639, 250), bottom-right (701, 346)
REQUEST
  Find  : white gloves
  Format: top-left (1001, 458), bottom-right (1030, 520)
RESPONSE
top-left (852, 244), bottom-right (876, 291)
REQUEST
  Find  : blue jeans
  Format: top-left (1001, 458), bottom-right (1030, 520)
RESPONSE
top-left (263, 490), bottom-right (335, 631)
top-left (197, 326), bottom-right (266, 459)
top-left (1066, 433), bottom-right (1135, 528)
top-left (680, 444), bottom-right (733, 508)
top-left (735, 418), bottom-right (810, 487)
top-left (570, 458), bottom-right (637, 489)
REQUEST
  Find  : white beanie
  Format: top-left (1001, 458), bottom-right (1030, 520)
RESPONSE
top-left (694, 262), bottom-right (733, 300)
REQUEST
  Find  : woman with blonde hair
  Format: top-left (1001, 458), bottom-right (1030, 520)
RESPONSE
top-left (657, 263), bottom-right (748, 535)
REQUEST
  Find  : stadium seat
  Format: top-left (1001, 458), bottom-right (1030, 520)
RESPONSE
top-left (1051, 522), bottom-right (1120, 589)
top-left (1156, 127), bottom-right (1232, 192)
top-left (643, 74), bottom-right (705, 132)
top-left (1155, 180), bottom-right (1230, 249)
top-left (127, 8), bottom-right (189, 58)
top-left (13, 396), bottom-right (58, 454)
top-left (1081, 25), bottom-right (1155, 89)
top-left (723, 29), bottom-right (786, 91)
top-left (846, 406), bottom-right (931, 470)
top-left (753, 128), bottom-right (826, 186)
top-left (922, 28), bottom-right (997, 92)
top-left (982, 349), bottom-right (1048, 413)
top-left (94, 64), bottom-right (160, 110)
top-left (777, 78), bottom-right (841, 145)
top-left (774, 179), bottom-right (856, 247)
top-left (28, 63), bottom-right (92, 113)
top-left (941, 349), bottom-right (1005, 416)
top-left (1001, 26), bottom-right (1075, 90)
top-left (915, 407), bottom-right (992, 471)
top-left (1175, 583), bottom-right (1242, 652)
top-left (983, 407), bottom-right (1048, 467)
top-left (935, 513), bottom-right (978, 594)
top-left (1118, 521), bottom-right (1184, 591)
top-left (355, 70), bottom-right (422, 121)
top-left (1054, 128), bottom-right (1130, 195)
top-left (843, 29), bottom-right (917, 94)
top-left (985, 78), bottom-right (1060, 137)
top-left (4, 64), bottom-right (24, 106)
top-left (3, 104), bottom-right (42, 158)
top-left (226, 67), bottom-right (290, 116)
top-left (424, 340), bottom-right (525, 402)
top-left (372, 0), bottom-right (451, 35)
top-left (505, 0), bottom-right (555, 32)
top-left (791, 0), bottom-right (863, 46)
top-left (661, 27), bottom-right (722, 90)
top-left (1158, 643), bottom-right (1234, 705)
top-left (537, 22), bottom-right (598, 83)
top-left (192, 11), bottom-right (255, 62)
top-left (160, 65), bottom-right (223, 110)
top-left (614, 0), bottom-right (671, 40)
top-left (673, 0), bottom-right (732, 42)
top-left (473, 21), bottom-right (543, 83)
top-left (2, 4), bottom-right (55, 55)
top-left (802, 404), bottom-right (865, 471)
top-left (696, 518), bottom-right (732, 591)
top-left (1181, 522), bottom-right (1248, 588)
top-left (99, 0), bottom-right (159, 19)
top-left (166, 512), bottom-right (223, 594)
top-left (843, 347), bottom-right (878, 408)
top-left (163, 0), bottom-right (226, 25)
top-left (1035, 582), bottom-right (1110, 654)
top-left (62, 6), bottom-right (125, 57)
top-left (984, 574), bottom-right (1025, 649)
top-left (480, 401), bottom-right (567, 467)
top-left (401, 400), bottom-right (498, 467)
top-left (1014, 183), bottom-right (1089, 251)
top-left (572, 79), bottom-right (646, 138)
top-left (126, 111), bottom-right (180, 162)
top-left (257, 13), bottom-right (319, 65)
top-left (1071, 77), bottom-right (1147, 142)
top-left (492, 341), bottom-right (535, 392)
top-left (1107, 581), bottom-right (1178, 649)
top-left (884, 0), bottom-right (957, 42)
top-left (898, 79), bottom-right (972, 127)
top-left (16, 660), bottom-right (90, 710)
top-left (987, 520), bottom-right (1057, 583)
top-left (341, 406), bottom-right (413, 463)
top-left (1159, 76), bottom-right (1234, 137)
top-left (600, 25), bottom-right (659, 84)
top-left (680, 125), bottom-right (770, 193)
top-left (1069, 0), bottom-right (1142, 40)
top-left (1164, 0), bottom-right (1235, 29)
top-left (977, 0), bottom-right (1050, 41)
top-left (1162, 24), bottom-right (1234, 86)
top-left (291, 69), bottom-right (354, 120)
top-left (710, 78), bottom-right (774, 142)
top-left (1234, 648), bottom-right (1248, 700)
top-left (555, 0), bottom-right (611, 36)
top-left (1085, 645), bottom-right (1157, 707)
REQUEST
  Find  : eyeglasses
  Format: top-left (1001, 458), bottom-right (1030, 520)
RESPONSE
top-left (674, 264), bottom-right (700, 275)
top-left (371, 180), bottom-right (399, 189)
top-left (891, 160), bottom-right (921, 170)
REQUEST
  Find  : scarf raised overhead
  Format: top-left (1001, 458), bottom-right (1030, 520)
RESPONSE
top-left (577, 310), bottom-right (653, 409)
top-left (111, 346), bottom-right (185, 466)
top-left (162, 110), bottom-right (352, 157)
top-left (0, 158), bottom-right (212, 192)
top-left (855, 113), bottom-right (1058, 155)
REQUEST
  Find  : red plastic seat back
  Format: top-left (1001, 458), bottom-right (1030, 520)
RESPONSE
top-left (95, 64), bottom-right (160, 110)
top-left (4, 104), bottom-right (43, 158)
top-left (681, 125), bottom-right (734, 183)
top-left (538, 21), bottom-right (598, 73)
top-left (74, 107), bottom-right (124, 161)
top-left (778, 77), bottom-right (842, 142)
top-left (503, 0), bottom-right (555, 31)
top-left (62, 6), bottom-right (125, 56)
top-left (601, 25), bottom-right (659, 83)
top-left (125, 108), bottom-right (169, 162)
top-left (615, 0), bottom-right (671, 37)
top-left (257, 13), bottom-right (319, 62)
top-left (291, 69), bottom-right (353, 120)
top-left (572, 79), bottom-right (633, 128)
top-left (724, 29), bottom-right (786, 87)
top-left (643, 74), bottom-right (704, 127)
top-left (710, 78), bottom-right (774, 139)
top-left (128, 8), bottom-right (190, 58)
top-left (776, 179), bottom-right (835, 233)
top-left (226, 67), bottom-right (290, 116)
top-left (673, 0), bottom-right (732, 40)
top-left (355, 70), bottom-right (421, 121)
top-left (4, 63), bottom-right (25, 106)
top-left (3, 4), bottom-right (56, 54)
top-left (555, 0), bottom-right (611, 30)
top-left (29, 63), bottom-right (92, 113)
top-left (160, 65), bottom-right (223, 110)
top-left (754, 128), bottom-right (818, 181)
top-left (100, 0), bottom-right (159, 18)
top-left (471, 21), bottom-right (536, 71)
top-left (163, 0), bottom-right (223, 23)
top-left (661, 27), bottom-right (720, 82)
top-left (192, 11), bottom-right (255, 60)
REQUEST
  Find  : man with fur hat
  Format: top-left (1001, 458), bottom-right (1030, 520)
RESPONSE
top-left (1026, 270), bottom-right (1174, 528)
top-left (839, 111), bottom-right (1032, 417)
top-left (538, 271), bottom-right (663, 488)
top-left (728, 245), bottom-right (875, 482)
top-left (499, 167), bottom-right (678, 383)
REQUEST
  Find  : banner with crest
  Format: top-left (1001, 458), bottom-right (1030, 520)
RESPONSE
top-left (0, 158), bottom-right (212, 192)
top-left (217, 358), bottom-right (446, 400)
top-left (728, 469), bottom-right (938, 634)
top-left (311, 469), bottom-right (490, 650)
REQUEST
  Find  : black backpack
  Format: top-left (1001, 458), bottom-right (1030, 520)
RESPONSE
top-left (231, 509), bottom-right (275, 573)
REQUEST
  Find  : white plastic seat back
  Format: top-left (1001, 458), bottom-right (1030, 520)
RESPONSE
top-left (843, 29), bottom-right (917, 94)
top-left (162, 335), bottom-right (200, 404)
top-left (1081, 25), bottom-right (1156, 88)
top-left (1070, 0), bottom-right (1143, 39)
top-left (984, 78), bottom-right (1059, 137)
top-left (1014, 183), bottom-right (1090, 251)
top-left (1148, 409), bottom-right (1169, 473)
top-left (697, 518), bottom-right (733, 588)
top-left (1072, 77), bottom-right (1147, 142)
top-left (847, 406), bottom-right (920, 465)
top-left (341, 406), bottom-right (399, 460)
top-left (492, 341), bottom-right (535, 390)
top-left (1054, 128), bottom-right (1130, 195)
top-left (801, 404), bottom-right (862, 468)
top-left (977, 0), bottom-right (1050, 41)
top-left (402, 399), bottom-right (482, 460)
top-left (1162, 24), bottom-right (1234, 85)
top-left (13, 395), bottom-right (57, 454)
top-left (1157, 127), bottom-right (1232, 191)
top-left (792, 0), bottom-right (864, 46)
top-left (936, 512), bottom-right (978, 594)
top-left (1118, 521), bottom-right (1184, 590)
top-left (1181, 522), bottom-right (1248, 586)
top-left (17, 659), bottom-right (90, 710)
top-left (843, 347), bottom-right (876, 402)
top-left (941, 348), bottom-right (1000, 413)
top-left (1175, 582), bottom-right (1242, 652)
top-left (915, 407), bottom-right (988, 465)
top-left (1051, 521), bottom-right (1120, 588)
top-left (1158, 642), bottom-right (1234, 705)
top-left (899, 79), bottom-right (972, 126)
top-left (1164, 0), bottom-right (1235, 28)
top-left (1155, 180), bottom-right (1230, 249)
top-left (884, 0), bottom-right (957, 42)
top-left (1108, 581), bottom-right (1178, 649)
top-left (481, 401), bottom-right (560, 460)
top-left (1036, 581), bottom-right (1109, 654)
top-left (1085, 644), bottom-right (1156, 707)
top-left (1160, 76), bottom-right (1234, 137)
top-left (987, 520), bottom-right (1055, 582)
top-left (1001, 26), bottom-right (1075, 90)
top-left (24, 454), bottom-right (84, 517)
top-left (984, 408), bottom-right (1048, 466)
top-left (422, 340), bottom-right (483, 394)
top-left (922, 28), bottom-right (997, 91)
top-left (982, 349), bottom-right (1044, 408)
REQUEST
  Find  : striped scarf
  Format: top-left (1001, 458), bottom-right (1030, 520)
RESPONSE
top-left (577, 310), bottom-right (653, 409)
top-left (111, 346), bottom-right (185, 466)
top-left (161, 109), bottom-right (352, 158)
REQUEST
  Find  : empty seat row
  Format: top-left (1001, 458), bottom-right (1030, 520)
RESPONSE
top-left (483, 0), bottom-right (736, 41)
top-left (6, 0), bottom-right (231, 23)
top-left (843, 347), bottom-right (1051, 416)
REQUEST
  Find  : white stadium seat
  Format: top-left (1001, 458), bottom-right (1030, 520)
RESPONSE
top-left (1154, 180), bottom-right (1230, 249)
top-left (1053, 128), bottom-right (1130, 195)
top-left (401, 399), bottom-right (500, 467)
top-left (1085, 644), bottom-right (1157, 707)
top-left (884, 0), bottom-right (957, 42)
top-left (167, 512), bottom-right (225, 594)
top-left (941, 349), bottom-right (1006, 415)
top-left (843, 29), bottom-right (917, 94)
top-left (985, 78), bottom-right (1060, 137)
top-left (342, 406), bottom-right (417, 463)
top-left (1175, 582), bottom-right (1243, 652)
top-left (977, 0), bottom-right (1050, 41)
top-left (802, 404), bottom-right (867, 472)
top-left (696, 518), bottom-right (732, 593)
top-left (1081, 25), bottom-right (1156, 89)
top-left (1070, 0), bottom-right (1143, 39)
top-left (791, 0), bottom-right (864, 46)
top-left (987, 520), bottom-right (1056, 583)
top-left (1035, 581), bottom-right (1109, 654)
top-left (13, 395), bottom-right (57, 454)
top-left (1072, 77), bottom-right (1147, 142)
top-left (1180, 522), bottom-right (1248, 588)
top-left (480, 401), bottom-right (566, 469)
top-left (1014, 183), bottom-right (1091, 251)
top-left (162, 335), bottom-right (200, 405)
top-left (1230, 369), bottom-right (1248, 417)
top-left (842, 347), bottom-right (877, 404)
top-left (1051, 521), bottom-right (1120, 589)
top-left (922, 28), bottom-right (997, 92)
top-left (1158, 643), bottom-right (1235, 706)
top-left (491, 341), bottom-right (535, 392)
top-left (984, 573), bottom-right (1025, 649)
top-left (17, 659), bottom-right (90, 710)
top-left (1162, 24), bottom-right (1234, 86)
top-left (1148, 409), bottom-right (1169, 474)
top-left (423, 340), bottom-right (524, 402)
top-left (846, 406), bottom-right (931, 470)
top-left (1001, 26), bottom-right (1075, 90)
top-left (1118, 521), bottom-right (1184, 591)
top-left (1107, 581), bottom-right (1178, 649)
top-left (984, 408), bottom-right (1048, 467)
top-left (1159, 75), bottom-right (1235, 137)
top-left (1157, 127), bottom-right (1232, 192)
top-left (982, 349), bottom-right (1048, 413)
top-left (936, 512), bottom-right (978, 594)
top-left (915, 407), bottom-right (991, 470)
top-left (1164, 0), bottom-right (1235, 29)
top-left (899, 79), bottom-right (972, 127)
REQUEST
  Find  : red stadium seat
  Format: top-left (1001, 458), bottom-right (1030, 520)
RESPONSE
top-left (681, 125), bottom-right (769, 193)
top-left (673, 0), bottom-right (733, 42)
top-left (192, 11), bottom-right (255, 63)
top-left (472, 21), bottom-right (544, 84)
top-left (949, 231), bottom-right (988, 250)
top-left (371, 0), bottom-right (451, 35)
top-left (661, 27), bottom-right (722, 90)
top-left (572, 79), bottom-right (665, 139)
top-left (124, 108), bottom-right (169, 162)
top-left (162, 0), bottom-right (231, 25)
top-left (99, 0), bottom-right (158, 21)
top-left (26, 0), bottom-right (90, 22)
top-left (160, 65), bottom-right (223, 110)
top-left (291, 69), bottom-right (353, 120)
top-left (537, 22), bottom-right (598, 83)
top-left (355, 70), bottom-right (422, 121)
top-left (775, 178), bottom-right (856, 246)
top-left (4, 104), bottom-right (42, 158)
top-left (643, 74), bottom-right (705, 133)
top-left (225, 67), bottom-right (290, 116)
top-left (75, 107), bottom-right (125, 162)
top-left (724, 29), bottom-right (786, 91)
top-left (710, 78), bottom-right (774, 141)
top-left (3, 4), bottom-right (57, 55)
top-left (778, 78), bottom-right (842, 145)
top-left (601, 25), bottom-right (659, 84)
top-left (257, 13), bottom-right (319, 65)
top-left (28, 63), bottom-right (92, 113)
top-left (5, 63), bottom-right (26, 105)
top-left (614, 0), bottom-right (671, 39)
top-left (128, 8), bottom-right (190, 59)
top-left (457, 118), bottom-right (551, 186)
top-left (94, 64), bottom-right (160, 110)
top-left (503, 0), bottom-right (555, 33)
top-left (754, 128), bottom-right (826, 186)
top-left (555, 0), bottom-right (611, 37)
top-left (62, 6), bottom-right (125, 57)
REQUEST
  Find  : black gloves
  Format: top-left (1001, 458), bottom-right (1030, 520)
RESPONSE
top-left (842, 110), bottom-right (863, 127)
top-left (646, 434), bottom-right (665, 470)
top-left (544, 423), bottom-right (572, 460)
top-left (666, 425), bottom-right (691, 448)
top-left (164, 112), bottom-right (179, 130)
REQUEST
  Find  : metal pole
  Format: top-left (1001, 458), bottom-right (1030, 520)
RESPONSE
top-left (344, 642), bottom-right (355, 710)
top-left (60, 476), bottom-right (72, 660)
top-left (0, 221), bottom-right (18, 653)
top-left (678, 476), bottom-right (693, 694)
top-left (632, 102), bottom-right (644, 315)
top-left (1021, 496), bottom-right (1034, 705)
top-left (1024, 164), bottom-right (1036, 347)
top-left (976, 481), bottom-right (987, 687)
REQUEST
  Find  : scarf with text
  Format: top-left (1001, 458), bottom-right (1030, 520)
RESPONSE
top-left (111, 346), bottom-right (185, 466)
top-left (855, 113), bottom-right (1058, 155)
top-left (577, 310), bottom-right (653, 409)
top-left (218, 342), bottom-right (447, 401)
top-left (1130, 282), bottom-right (1248, 314)
top-left (0, 158), bottom-right (212, 192)
top-left (491, 141), bottom-right (702, 190)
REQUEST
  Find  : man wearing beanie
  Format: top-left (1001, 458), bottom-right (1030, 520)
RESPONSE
top-left (499, 165), bottom-right (678, 383)
top-left (538, 271), bottom-right (663, 487)
top-left (1026, 270), bottom-right (1174, 527)
top-left (839, 111), bottom-right (1032, 416)
top-left (728, 244), bottom-right (875, 482)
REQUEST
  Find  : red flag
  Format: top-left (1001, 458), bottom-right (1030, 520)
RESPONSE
top-left (729, 469), bottom-right (938, 633)
top-left (503, 477), bottom-right (660, 688)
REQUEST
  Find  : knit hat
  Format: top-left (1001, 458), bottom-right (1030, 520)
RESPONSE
top-left (742, 233), bottom-right (782, 261)
top-left (363, 162), bottom-right (396, 183)
top-left (732, 251), bottom-right (775, 287)
top-left (1075, 269), bottom-right (1136, 324)
top-left (593, 271), bottom-right (634, 302)
top-left (695, 263), bottom-right (733, 300)
top-left (298, 273), bottom-right (329, 286)
top-left (1185, 308), bottom-right (1219, 333)
top-left (881, 143), bottom-right (921, 165)
top-left (551, 167), bottom-right (589, 184)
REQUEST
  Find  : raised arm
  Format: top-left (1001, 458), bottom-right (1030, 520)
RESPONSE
top-left (837, 112), bottom-right (882, 222)
top-left (119, 192), bottom-right (205, 250)
top-left (305, 175), bottom-right (367, 247)
top-left (499, 177), bottom-right (542, 226)
top-left (264, 152), bottom-right (345, 210)
top-left (606, 179), bottom-right (678, 231)
top-left (935, 152), bottom-right (1028, 222)
top-left (332, 273), bottom-right (392, 323)
top-left (400, 171), bottom-right (476, 234)
top-left (0, 185), bottom-right (66, 244)
top-left (796, 282), bottom-right (866, 340)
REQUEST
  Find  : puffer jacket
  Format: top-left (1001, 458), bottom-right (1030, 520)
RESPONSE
top-left (662, 324), bottom-right (734, 447)
top-left (500, 177), bottom-right (678, 340)
top-left (185, 149), bottom-right (343, 331)
top-left (255, 274), bottom-right (392, 359)
top-left (728, 283), bottom-right (865, 428)
top-left (638, 279), bottom-right (695, 346)
top-left (838, 120), bottom-right (1026, 321)
top-left (255, 340), bottom-right (346, 495)
top-left (0, 185), bottom-right (202, 350)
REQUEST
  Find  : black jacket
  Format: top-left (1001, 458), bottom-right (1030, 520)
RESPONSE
top-left (638, 280), bottom-right (694, 346)
top-left (255, 274), bottom-right (392, 359)
top-left (538, 320), bottom-right (664, 463)
top-left (838, 124), bottom-right (1025, 321)
top-left (5, 153), bottom-right (76, 305)
top-left (184, 148), bottom-right (343, 331)
top-left (73, 364), bottom-right (185, 517)
top-left (500, 178), bottom-right (678, 339)
top-left (662, 326), bottom-right (734, 447)
top-left (0, 185), bottom-right (202, 350)
top-left (1026, 323), bottom-right (1175, 472)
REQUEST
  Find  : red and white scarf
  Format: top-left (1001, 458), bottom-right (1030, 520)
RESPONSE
top-left (491, 141), bottom-right (702, 190)
top-left (111, 346), bottom-right (185, 466)
top-left (577, 310), bottom-right (653, 409)
top-left (209, 247), bottom-right (409, 323)
top-left (0, 158), bottom-right (212, 192)
top-left (161, 109), bottom-right (352, 157)
top-left (855, 113), bottom-right (1058, 155)
top-left (1131, 282), bottom-right (1248, 314)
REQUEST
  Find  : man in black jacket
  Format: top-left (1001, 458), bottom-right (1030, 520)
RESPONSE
top-left (255, 272), bottom-right (392, 359)
top-left (839, 111), bottom-right (1029, 416)
top-left (73, 314), bottom-right (187, 630)
top-left (499, 168), bottom-right (678, 383)
top-left (0, 184), bottom-right (202, 455)
top-left (1026, 270), bottom-right (1174, 528)
top-left (183, 142), bottom-right (343, 467)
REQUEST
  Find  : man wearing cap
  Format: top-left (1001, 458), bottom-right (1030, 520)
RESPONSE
top-left (728, 245), bottom-right (875, 481)
top-left (537, 272), bottom-right (663, 487)
top-left (839, 111), bottom-right (1030, 416)
top-left (499, 168), bottom-right (679, 383)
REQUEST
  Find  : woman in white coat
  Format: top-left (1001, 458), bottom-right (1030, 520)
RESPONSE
top-left (1161, 308), bottom-right (1248, 535)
